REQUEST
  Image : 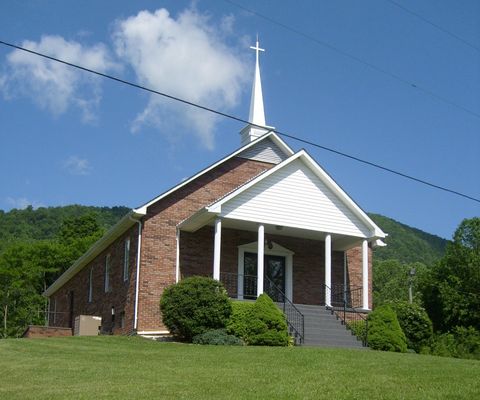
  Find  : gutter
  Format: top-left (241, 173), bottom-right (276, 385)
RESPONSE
top-left (129, 215), bottom-right (143, 332)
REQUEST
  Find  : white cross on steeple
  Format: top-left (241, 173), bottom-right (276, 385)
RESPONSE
top-left (250, 37), bottom-right (265, 63)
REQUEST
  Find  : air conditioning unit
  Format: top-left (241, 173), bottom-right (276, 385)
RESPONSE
top-left (74, 315), bottom-right (102, 336)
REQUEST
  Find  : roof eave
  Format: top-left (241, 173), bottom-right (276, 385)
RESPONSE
top-left (44, 209), bottom-right (145, 297)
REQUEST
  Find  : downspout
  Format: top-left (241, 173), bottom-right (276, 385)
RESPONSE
top-left (129, 216), bottom-right (143, 332)
top-left (175, 227), bottom-right (180, 283)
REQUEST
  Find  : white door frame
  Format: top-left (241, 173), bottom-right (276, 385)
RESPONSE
top-left (237, 241), bottom-right (294, 301)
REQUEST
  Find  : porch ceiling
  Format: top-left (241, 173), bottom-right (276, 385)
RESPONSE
top-left (179, 211), bottom-right (366, 251)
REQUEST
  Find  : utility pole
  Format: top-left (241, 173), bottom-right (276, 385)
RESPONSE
top-left (408, 268), bottom-right (416, 304)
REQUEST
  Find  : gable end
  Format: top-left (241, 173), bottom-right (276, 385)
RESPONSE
top-left (236, 137), bottom-right (288, 164)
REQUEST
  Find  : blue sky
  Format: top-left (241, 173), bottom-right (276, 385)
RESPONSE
top-left (0, 0), bottom-right (478, 240)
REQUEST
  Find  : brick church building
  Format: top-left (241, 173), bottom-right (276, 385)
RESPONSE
top-left (45, 40), bottom-right (386, 338)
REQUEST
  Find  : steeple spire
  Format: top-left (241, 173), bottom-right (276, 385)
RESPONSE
top-left (240, 37), bottom-right (274, 146)
top-left (248, 38), bottom-right (266, 126)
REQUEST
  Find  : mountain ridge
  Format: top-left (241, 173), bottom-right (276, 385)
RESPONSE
top-left (0, 205), bottom-right (449, 265)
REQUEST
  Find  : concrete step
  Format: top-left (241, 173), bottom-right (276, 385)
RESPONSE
top-left (288, 303), bottom-right (365, 349)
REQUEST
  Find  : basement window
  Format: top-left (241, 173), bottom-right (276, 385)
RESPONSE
top-left (123, 238), bottom-right (130, 282)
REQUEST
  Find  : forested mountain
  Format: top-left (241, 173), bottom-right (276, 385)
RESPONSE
top-left (369, 213), bottom-right (449, 265)
top-left (0, 206), bottom-right (448, 265)
top-left (0, 205), bottom-right (129, 253)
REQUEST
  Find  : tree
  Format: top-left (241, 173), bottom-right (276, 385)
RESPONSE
top-left (0, 243), bottom-right (55, 337)
top-left (373, 259), bottom-right (428, 306)
top-left (422, 218), bottom-right (480, 332)
top-left (0, 213), bottom-right (107, 337)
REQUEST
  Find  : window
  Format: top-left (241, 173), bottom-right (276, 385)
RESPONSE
top-left (123, 238), bottom-right (130, 282)
top-left (120, 311), bottom-right (125, 329)
top-left (104, 254), bottom-right (111, 293)
top-left (88, 267), bottom-right (93, 303)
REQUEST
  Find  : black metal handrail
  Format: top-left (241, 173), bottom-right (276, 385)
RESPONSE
top-left (219, 271), bottom-right (305, 345)
top-left (264, 275), bottom-right (305, 345)
top-left (328, 285), bottom-right (369, 346)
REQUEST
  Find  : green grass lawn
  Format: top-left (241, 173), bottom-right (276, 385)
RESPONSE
top-left (1, 336), bottom-right (479, 399)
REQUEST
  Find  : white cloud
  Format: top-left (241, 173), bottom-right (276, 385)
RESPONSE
top-left (63, 155), bottom-right (92, 175)
top-left (6, 197), bottom-right (44, 210)
top-left (0, 35), bottom-right (119, 122)
top-left (113, 8), bottom-right (248, 149)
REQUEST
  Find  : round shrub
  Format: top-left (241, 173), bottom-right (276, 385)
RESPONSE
top-left (367, 305), bottom-right (407, 352)
top-left (226, 300), bottom-right (255, 340)
top-left (387, 301), bottom-right (433, 352)
top-left (159, 276), bottom-right (232, 341)
top-left (226, 295), bottom-right (289, 346)
top-left (192, 329), bottom-right (243, 346)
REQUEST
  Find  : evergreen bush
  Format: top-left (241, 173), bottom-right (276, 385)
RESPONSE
top-left (227, 295), bottom-right (289, 346)
top-left (367, 305), bottom-right (407, 352)
top-left (388, 301), bottom-right (433, 352)
top-left (348, 320), bottom-right (367, 341)
top-left (226, 301), bottom-right (255, 340)
top-left (159, 276), bottom-right (232, 341)
top-left (192, 329), bottom-right (243, 346)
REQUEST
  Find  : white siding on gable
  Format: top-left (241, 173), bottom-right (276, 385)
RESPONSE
top-left (220, 159), bottom-right (372, 238)
top-left (237, 137), bottom-right (288, 164)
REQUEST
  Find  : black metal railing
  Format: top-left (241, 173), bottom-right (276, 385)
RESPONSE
top-left (264, 276), bottom-right (305, 345)
top-left (327, 284), bottom-right (369, 346)
top-left (219, 271), bottom-right (305, 345)
top-left (220, 271), bottom-right (257, 299)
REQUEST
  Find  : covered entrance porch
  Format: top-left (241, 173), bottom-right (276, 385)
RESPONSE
top-left (177, 216), bottom-right (372, 311)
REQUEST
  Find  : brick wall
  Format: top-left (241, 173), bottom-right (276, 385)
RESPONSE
top-left (49, 225), bottom-right (139, 335)
top-left (22, 325), bottom-right (73, 338)
top-left (137, 157), bottom-right (275, 332)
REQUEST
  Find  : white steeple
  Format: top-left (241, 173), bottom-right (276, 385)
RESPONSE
top-left (240, 38), bottom-right (274, 145)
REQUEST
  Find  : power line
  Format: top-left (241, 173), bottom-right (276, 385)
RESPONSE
top-left (223, 0), bottom-right (480, 121)
top-left (384, 0), bottom-right (480, 53)
top-left (0, 39), bottom-right (479, 204)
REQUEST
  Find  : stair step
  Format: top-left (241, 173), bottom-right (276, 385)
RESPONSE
top-left (284, 303), bottom-right (365, 349)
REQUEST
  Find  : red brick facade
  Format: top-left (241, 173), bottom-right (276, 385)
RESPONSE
top-left (48, 154), bottom-right (374, 334)
top-left (49, 225), bottom-right (139, 335)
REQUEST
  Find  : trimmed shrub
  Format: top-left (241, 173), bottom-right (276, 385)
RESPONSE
top-left (367, 305), bottom-right (407, 352)
top-left (387, 301), bottom-right (433, 352)
top-left (159, 276), bottom-right (232, 341)
top-left (226, 301), bottom-right (255, 340)
top-left (227, 295), bottom-right (289, 346)
top-left (348, 320), bottom-right (367, 341)
top-left (192, 329), bottom-right (243, 346)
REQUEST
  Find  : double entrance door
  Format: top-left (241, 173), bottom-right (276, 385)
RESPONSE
top-left (243, 252), bottom-right (286, 301)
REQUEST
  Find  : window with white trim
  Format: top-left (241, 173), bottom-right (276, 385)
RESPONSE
top-left (104, 254), bottom-right (111, 293)
top-left (88, 266), bottom-right (93, 303)
top-left (123, 238), bottom-right (130, 282)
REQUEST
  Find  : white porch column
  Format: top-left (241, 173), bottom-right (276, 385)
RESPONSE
top-left (213, 218), bottom-right (222, 281)
top-left (362, 239), bottom-right (369, 310)
top-left (325, 234), bottom-right (332, 307)
top-left (257, 224), bottom-right (265, 297)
